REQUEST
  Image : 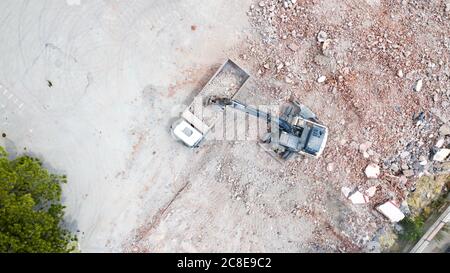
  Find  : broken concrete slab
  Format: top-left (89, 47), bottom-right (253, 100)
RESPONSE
top-left (341, 186), bottom-right (352, 198)
top-left (348, 191), bottom-right (370, 204)
top-left (365, 163), bottom-right (380, 179)
top-left (377, 201), bottom-right (405, 222)
top-left (365, 186), bottom-right (377, 198)
top-left (433, 148), bottom-right (450, 162)
top-left (439, 123), bottom-right (450, 136)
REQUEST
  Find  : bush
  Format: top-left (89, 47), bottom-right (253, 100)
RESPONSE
top-left (398, 216), bottom-right (425, 244)
top-left (0, 147), bottom-right (76, 253)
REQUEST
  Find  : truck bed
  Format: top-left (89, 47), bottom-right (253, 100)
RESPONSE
top-left (182, 59), bottom-right (250, 134)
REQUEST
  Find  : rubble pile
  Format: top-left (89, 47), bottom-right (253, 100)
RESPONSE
top-left (239, 0), bottom-right (450, 251)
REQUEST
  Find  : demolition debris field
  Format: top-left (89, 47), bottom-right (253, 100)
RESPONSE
top-left (1, 0), bottom-right (449, 252)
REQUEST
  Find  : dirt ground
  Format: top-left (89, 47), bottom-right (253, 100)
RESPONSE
top-left (1, 0), bottom-right (449, 252)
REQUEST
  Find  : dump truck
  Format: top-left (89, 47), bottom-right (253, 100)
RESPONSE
top-left (172, 59), bottom-right (250, 147)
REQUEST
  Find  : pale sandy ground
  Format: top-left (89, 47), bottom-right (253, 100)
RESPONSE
top-left (0, 0), bottom-right (321, 252)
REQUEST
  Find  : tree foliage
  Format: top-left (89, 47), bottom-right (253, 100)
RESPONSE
top-left (0, 147), bottom-right (75, 253)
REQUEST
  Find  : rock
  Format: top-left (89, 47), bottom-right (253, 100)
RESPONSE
top-left (287, 43), bottom-right (299, 52)
top-left (433, 148), bottom-right (450, 162)
top-left (322, 39), bottom-right (332, 54)
top-left (414, 79), bottom-right (423, 92)
top-left (397, 69), bottom-right (404, 78)
top-left (359, 142), bottom-right (372, 158)
top-left (327, 163), bottom-right (335, 172)
top-left (341, 187), bottom-right (352, 198)
top-left (439, 123), bottom-right (450, 136)
top-left (399, 176), bottom-right (408, 185)
top-left (285, 76), bottom-right (294, 84)
top-left (348, 191), bottom-right (369, 204)
top-left (317, 31), bottom-right (328, 43)
top-left (276, 63), bottom-right (284, 71)
top-left (258, 1), bottom-right (265, 7)
top-left (435, 138), bottom-right (445, 148)
top-left (376, 201), bottom-right (405, 222)
top-left (403, 169), bottom-right (415, 177)
top-left (365, 163), bottom-right (380, 179)
top-left (394, 224), bottom-right (404, 233)
top-left (400, 200), bottom-right (411, 215)
top-left (419, 155), bottom-right (428, 166)
top-left (391, 163), bottom-right (400, 173)
top-left (365, 186), bottom-right (377, 197)
top-left (359, 141), bottom-right (372, 152)
top-left (400, 151), bottom-right (410, 159)
top-left (317, 75), bottom-right (327, 83)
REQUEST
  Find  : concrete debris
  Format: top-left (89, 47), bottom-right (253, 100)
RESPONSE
top-left (245, 0), bottom-right (450, 251)
top-left (287, 43), bottom-right (299, 52)
top-left (433, 149), bottom-right (450, 162)
top-left (341, 186), bottom-right (352, 198)
top-left (414, 79), bottom-right (423, 92)
top-left (435, 139), bottom-right (445, 148)
top-left (365, 186), bottom-right (377, 198)
top-left (317, 75), bottom-right (327, 83)
top-left (348, 191), bottom-right (370, 204)
top-left (376, 201), bottom-right (405, 222)
top-left (317, 30), bottom-right (328, 43)
top-left (365, 163), bottom-right (380, 179)
top-left (359, 141), bottom-right (372, 158)
top-left (439, 123), bottom-right (450, 136)
top-left (327, 162), bottom-right (335, 172)
top-left (403, 169), bottom-right (415, 177)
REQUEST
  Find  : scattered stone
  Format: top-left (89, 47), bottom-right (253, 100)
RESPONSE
top-left (400, 151), bottom-right (410, 159)
top-left (399, 176), bottom-right (408, 185)
top-left (365, 163), bottom-right (380, 179)
top-left (287, 43), bottom-right (299, 52)
top-left (317, 30), bottom-right (328, 43)
top-left (317, 75), bottom-right (327, 83)
top-left (348, 191), bottom-right (369, 204)
top-left (365, 186), bottom-right (377, 197)
top-left (433, 148), bottom-right (450, 162)
top-left (397, 69), bottom-right (404, 78)
top-left (414, 79), bottom-right (423, 92)
top-left (391, 163), bottom-right (400, 173)
top-left (341, 186), bottom-right (352, 198)
top-left (258, 1), bottom-right (265, 7)
top-left (439, 123), bottom-right (450, 136)
top-left (322, 39), bottom-right (332, 53)
top-left (359, 141), bottom-right (372, 154)
top-left (376, 201), bottom-right (405, 222)
top-left (326, 163), bottom-right (335, 172)
top-left (435, 139), bottom-right (445, 148)
top-left (285, 76), bottom-right (294, 84)
top-left (403, 169), bottom-right (415, 177)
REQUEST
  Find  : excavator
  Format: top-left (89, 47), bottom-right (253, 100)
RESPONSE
top-left (207, 96), bottom-right (328, 160)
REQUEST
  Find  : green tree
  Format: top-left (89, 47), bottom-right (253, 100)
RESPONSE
top-left (0, 147), bottom-right (76, 253)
